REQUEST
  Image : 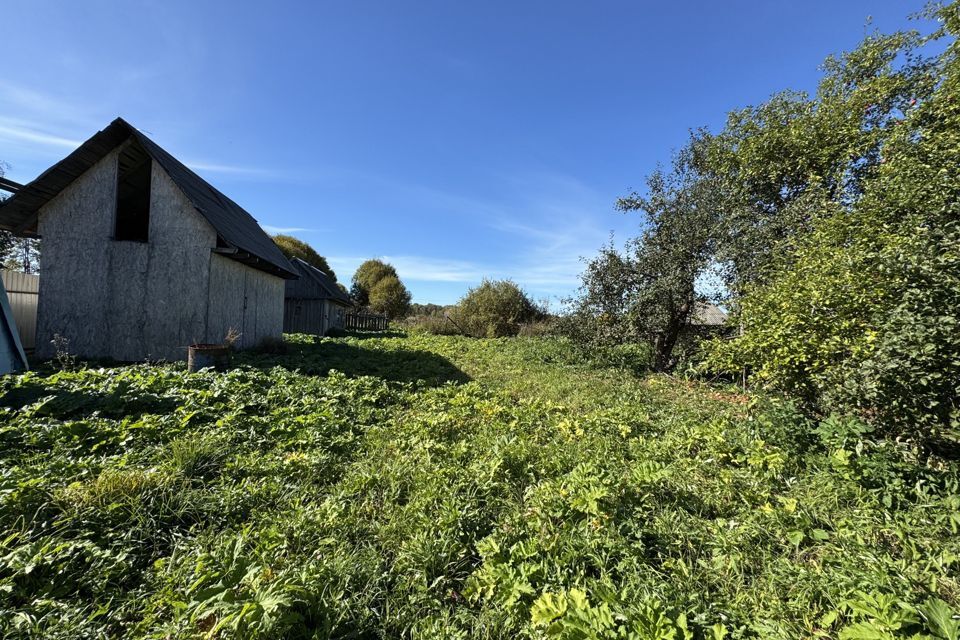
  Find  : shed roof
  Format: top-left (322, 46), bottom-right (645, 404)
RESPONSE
top-left (0, 118), bottom-right (296, 279)
top-left (692, 302), bottom-right (728, 326)
top-left (286, 258), bottom-right (352, 305)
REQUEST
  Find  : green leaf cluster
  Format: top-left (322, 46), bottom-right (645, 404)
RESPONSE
top-left (451, 278), bottom-right (543, 337)
top-left (705, 5), bottom-right (960, 445)
top-left (350, 259), bottom-right (411, 317)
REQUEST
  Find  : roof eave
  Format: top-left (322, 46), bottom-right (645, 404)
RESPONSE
top-left (212, 246), bottom-right (298, 279)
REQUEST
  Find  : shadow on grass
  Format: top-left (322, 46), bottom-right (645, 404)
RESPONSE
top-left (331, 329), bottom-right (408, 340)
top-left (236, 336), bottom-right (470, 387)
top-left (0, 381), bottom-right (178, 416)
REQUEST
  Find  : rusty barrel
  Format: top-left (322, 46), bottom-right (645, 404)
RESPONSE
top-left (187, 344), bottom-right (230, 372)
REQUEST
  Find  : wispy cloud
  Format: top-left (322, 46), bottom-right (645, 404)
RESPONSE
top-left (329, 255), bottom-right (487, 284)
top-left (388, 256), bottom-right (488, 282)
top-left (326, 169), bottom-right (626, 303)
top-left (0, 82), bottom-right (99, 126)
top-left (0, 122), bottom-right (81, 149)
top-left (0, 82), bottom-right (101, 156)
top-left (0, 83), bottom-right (279, 180)
top-left (483, 172), bottom-right (624, 293)
top-left (329, 248), bottom-right (590, 306)
top-left (261, 225), bottom-right (320, 235)
top-left (184, 160), bottom-right (278, 179)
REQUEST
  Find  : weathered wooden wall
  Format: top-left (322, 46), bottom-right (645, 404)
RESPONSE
top-left (284, 299), bottom-right (349, 336)
top-left (34, 147), bottom-right (284, 361)
top-left (1, 270), bottom-right (38, 350)
top-left (284, 299), bottom-right (325, 335)
top-left (208, 254), bottom-right (284, 350)
top-left (329, 302), bottom-right (346, 331)
top-left (36, 149), bottom-right (118, 360)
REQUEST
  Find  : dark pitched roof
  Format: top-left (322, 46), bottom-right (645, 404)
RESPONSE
top-left (0, 118), bottom-right (296, 279)
top-left (286, 258), bottom-right (352, 305)
top-left (692, 302), bottom-right (728, 326)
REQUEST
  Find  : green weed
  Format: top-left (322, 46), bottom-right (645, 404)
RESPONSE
top-left (0, 333), bottom-right (957, 638)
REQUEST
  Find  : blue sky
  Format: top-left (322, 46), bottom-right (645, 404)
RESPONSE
top-left (0, 1), bottom-right (932, 305)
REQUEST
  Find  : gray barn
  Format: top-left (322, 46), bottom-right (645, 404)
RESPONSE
top-left (284, 258), bottom-right (352, 335)
top-left (0, 118), bottom-right (297, 361)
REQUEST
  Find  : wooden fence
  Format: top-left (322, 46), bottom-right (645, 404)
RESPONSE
top-left (1, 270), bottom-right (38, 350)
top-left (345, 311), bottom-right (388, 331)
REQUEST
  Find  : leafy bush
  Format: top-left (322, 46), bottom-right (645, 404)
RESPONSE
top-left (350, 259), bottom-right (399, 306)
top-left (368, 274), bottom-right (412, 318)
top-left (451, 279), bottom-right (543, 337)
top-left (705, 23), bottom-right (960, 447)
top-left (835, 221), bottom-right (960, 446)
top-left (401, 313), bottom-right (462, 336)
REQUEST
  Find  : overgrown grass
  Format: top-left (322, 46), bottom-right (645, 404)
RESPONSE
top-left (0, 333), bottom-right (957, 639)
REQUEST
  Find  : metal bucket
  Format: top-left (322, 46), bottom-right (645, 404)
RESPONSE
top-left (187, 343), bottom-right (230, 372)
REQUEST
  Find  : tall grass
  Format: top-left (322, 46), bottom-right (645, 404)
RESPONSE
top-left (0, 333), bottom-right (956, 639)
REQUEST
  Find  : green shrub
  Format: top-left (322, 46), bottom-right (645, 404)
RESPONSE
top-left (368, 274), bottom-right (412, 318)
top-left (704, 36), bottom-right (960, 447)
top-left (451, 279), bottom-right (543, 338)
top-left (517, 319), bottom-right (555, 337)
top-left (833, 221), bottom-right (960, 446)
top-left (402, 314), bottom-right (462, 336)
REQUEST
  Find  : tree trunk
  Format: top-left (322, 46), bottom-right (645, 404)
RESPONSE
top-left (652, 290), bottom-right (693, 372)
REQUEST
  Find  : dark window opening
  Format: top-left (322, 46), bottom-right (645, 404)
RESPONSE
top-left (115, 155), bottom-right (151, 242)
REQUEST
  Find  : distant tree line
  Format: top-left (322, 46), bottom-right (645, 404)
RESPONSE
top-left (271, 235), bottom-right (546, 338)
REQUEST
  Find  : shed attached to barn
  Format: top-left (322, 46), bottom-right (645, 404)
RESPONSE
top-left (284, 258), bottom-right (352, 336)
top-left (0, 117), bottom-right (297, 362)
top-left (0, 279), bottom-right (28, 374)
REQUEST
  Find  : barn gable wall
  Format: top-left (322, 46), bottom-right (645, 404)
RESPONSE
top-left (141, 164), bottom-right (216, 359)
top-left (36, 149), bottom-right (121, 360)
top-left (34, 143), bottom-right (284, 361)
top-left (36, 148), bottom-right (218, 361)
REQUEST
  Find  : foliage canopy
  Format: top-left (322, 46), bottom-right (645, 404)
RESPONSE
top-left (368, 274), bottom-right (412, 318)
top-left (452, 279), bottom-right (542, 337)
top-left (272, 234), bottom-right (337, 281)
top-left (351, 259), bottom-right (411, 317)
top-left (704, 4), bottom-right (960, 446)
top-left (569, 2), bottom-right (960, 448)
